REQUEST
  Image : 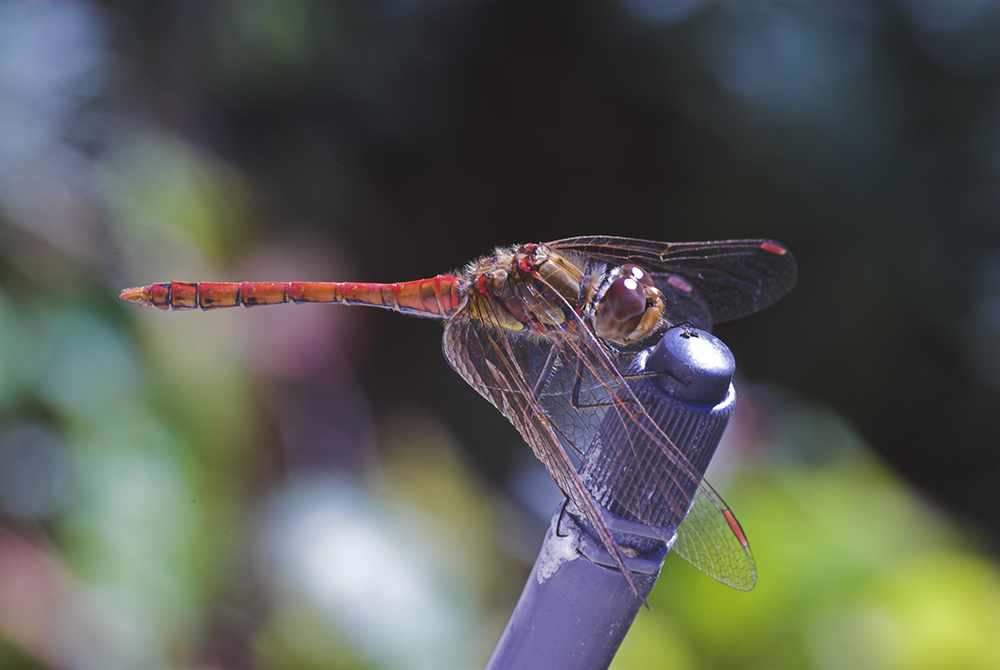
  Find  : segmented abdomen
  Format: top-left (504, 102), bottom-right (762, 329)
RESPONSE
top-left (120, 277), bottom-right (467, 318)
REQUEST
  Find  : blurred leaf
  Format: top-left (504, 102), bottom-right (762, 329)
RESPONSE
top-left (642, 452), bottom-right (999, 670)
top-left (610, 608), bottom-right (696, 670)
top-left (101, 131), bottom-right (259, 268)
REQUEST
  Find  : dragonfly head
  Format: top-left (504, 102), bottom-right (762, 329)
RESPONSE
top-left (593, 264), bottom-right (664, 345)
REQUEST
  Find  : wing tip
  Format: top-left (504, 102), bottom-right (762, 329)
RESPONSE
top-left (759, 241), bottom-right (788, 256)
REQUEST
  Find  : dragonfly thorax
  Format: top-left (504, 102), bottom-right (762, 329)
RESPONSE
top-left (466, 244), bottom-right (587, 333)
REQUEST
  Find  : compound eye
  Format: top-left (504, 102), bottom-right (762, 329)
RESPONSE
top-left (594, 272), bottom-right (648, 341)
top-left (621, 264), bottom-right (654, 288)
top-left (605, 274), bottom-right (646, 321)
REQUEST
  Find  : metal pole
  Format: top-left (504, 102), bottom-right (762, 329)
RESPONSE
top-left (487, 326), bottom-right (737, 670)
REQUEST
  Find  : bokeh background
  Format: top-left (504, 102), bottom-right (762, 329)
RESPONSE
top-left (1, 2), bottom-right (997, 669)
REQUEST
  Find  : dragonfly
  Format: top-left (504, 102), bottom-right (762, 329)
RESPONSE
top-left (121, 236), bottom-right (796, 597)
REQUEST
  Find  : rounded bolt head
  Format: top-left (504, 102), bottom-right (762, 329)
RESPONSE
top-left (645, 327), bottom-right (735, 405)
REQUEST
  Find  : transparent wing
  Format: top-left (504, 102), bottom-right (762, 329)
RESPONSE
top-left (442, 312), bottom-right (647, 598)
top-left (674, 482), bottom-right (757, 590)
top-left (442, 274), bottom-right (756, 590)
top-left (550, 236), bottom-right (797, 330)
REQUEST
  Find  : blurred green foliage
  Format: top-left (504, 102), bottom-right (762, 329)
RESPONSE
top-left (619, 450), bottom-right (999, 669)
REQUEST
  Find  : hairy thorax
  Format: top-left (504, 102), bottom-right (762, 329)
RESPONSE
top-left (464, 244), bottom-right (590, 334)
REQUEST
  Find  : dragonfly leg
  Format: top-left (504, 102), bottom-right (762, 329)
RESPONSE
top-left (530, 340), bottom-right (563, 399)
top-left (554, 499), bottom-right (572, 538)
top-left (570, 357), bottom-right (631, 411)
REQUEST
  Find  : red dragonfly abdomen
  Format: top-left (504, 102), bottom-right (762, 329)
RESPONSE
top-left (120, 276), bottom-right (468, 318)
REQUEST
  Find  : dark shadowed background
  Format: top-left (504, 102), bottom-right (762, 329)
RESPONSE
top-left (1, 2), bottom-right (997, 669)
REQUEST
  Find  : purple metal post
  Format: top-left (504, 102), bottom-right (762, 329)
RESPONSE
top-left (487, 327), bottom-right (737, 670)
